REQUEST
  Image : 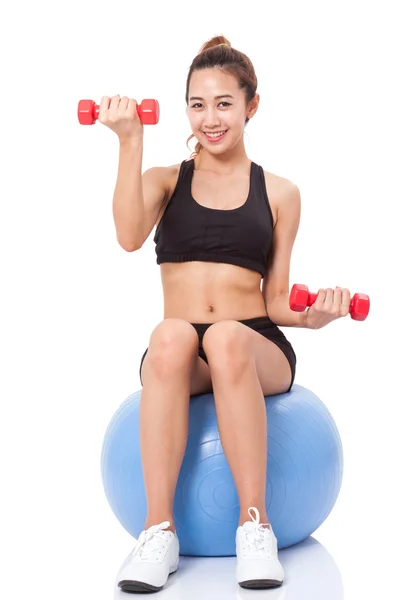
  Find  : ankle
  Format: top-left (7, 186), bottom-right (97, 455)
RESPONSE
top-left (238, 513), bottom-right (270, 527)
top-left (144, 518), bottom-right (176, 533)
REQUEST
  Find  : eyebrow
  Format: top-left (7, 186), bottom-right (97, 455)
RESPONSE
top-left (189, 94), bottom-right (234, 101)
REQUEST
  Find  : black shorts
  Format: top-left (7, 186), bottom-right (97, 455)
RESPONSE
top-left (139, 315), bottom-right (297, 393)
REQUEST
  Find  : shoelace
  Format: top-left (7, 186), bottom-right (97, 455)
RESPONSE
top-left (131, 520), bottom-right (171, 560)
top-left (242, 507), bottom-right (273, 556)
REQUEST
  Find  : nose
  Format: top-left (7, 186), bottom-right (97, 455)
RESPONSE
top-left (203, 107), bottom-right (222, 128)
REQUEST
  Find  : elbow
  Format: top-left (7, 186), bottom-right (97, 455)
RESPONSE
top-left (123, 244), bottom-right (141, 253)
top-left (117, 236), bottom-right (142, 252)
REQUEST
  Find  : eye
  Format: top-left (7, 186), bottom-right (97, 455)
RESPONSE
top-left (191, 102), bottom-right (232, 109)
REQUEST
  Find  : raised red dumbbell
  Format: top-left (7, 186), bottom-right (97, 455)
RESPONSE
top-left (77, 98), bottom-right (160, 125)
top-left (289, 283), bottom-right (370, 321)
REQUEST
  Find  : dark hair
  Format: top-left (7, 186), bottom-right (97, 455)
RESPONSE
top-left (185, 35), bottom-right (258, 158)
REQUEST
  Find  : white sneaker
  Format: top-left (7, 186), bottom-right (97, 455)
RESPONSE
top-left (236, 507), bottom-right (284, 589)
top-left (116, 520), bottom-right (179, 593)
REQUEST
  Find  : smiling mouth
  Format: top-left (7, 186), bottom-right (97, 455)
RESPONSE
top-left (202, 130), bottom-right (228, 139)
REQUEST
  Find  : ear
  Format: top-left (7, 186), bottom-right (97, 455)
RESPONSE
top-left (247, 93), bottom-right (260, 119)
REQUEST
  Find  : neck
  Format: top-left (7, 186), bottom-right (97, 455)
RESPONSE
top-left (194, 139), bottom-right (250, 175)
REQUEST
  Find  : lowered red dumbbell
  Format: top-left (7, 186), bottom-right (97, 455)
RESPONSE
top-left (289, 283), bottom-right (370, 321)
top-left (77, 98), bottom-right (159, 125)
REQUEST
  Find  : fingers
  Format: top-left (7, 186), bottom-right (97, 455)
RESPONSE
top-left (117, 96), bottom-right (130, 112)
top-left (339, 287), bottom-right (351, 317)
top-left (98, 95), bottom-right (112, 121)
top-left (100, 95), bottom-right (138, 119)
top-left (98, 94), bottom-right (119, 123)
top-left (316, 287), bottom-right (350, 317)
top-left (314, 288), bottom-right (327, 310)
top-left (324, 288), bottom-right (337, 314)
top-left (332, 287), bottom-right (351, 317)
top-left (127, 97), bottom-right (138, 118)
top-left (332, 287), bottom-right (341, 315)
top-left (109, 94), bottom-right (122, 115)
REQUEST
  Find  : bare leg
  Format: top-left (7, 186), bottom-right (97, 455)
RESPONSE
top-left (203, 322), bottom-right (276, 525)
top-left (210, 358), bottom-right (270, 527)
top-left (139, 320), bottom-right (207, 533)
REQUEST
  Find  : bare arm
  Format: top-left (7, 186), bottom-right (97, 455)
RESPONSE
top-left (112, 138), bottom-right (170, 251)
top-left (262, 182), bottom-right (307, 326)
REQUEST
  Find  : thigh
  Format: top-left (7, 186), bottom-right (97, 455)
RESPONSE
top-left (203, 317), bottom-right (295, 396)
top-left (250, 333), bottom-right (294, 395)
top-left (139, 319), bottom-right (213, 396)
top-left (244, 319), bottom-right (296, 395)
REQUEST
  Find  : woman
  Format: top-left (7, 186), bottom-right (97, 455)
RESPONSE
top-left (100, 35), bottom-right (351, 593)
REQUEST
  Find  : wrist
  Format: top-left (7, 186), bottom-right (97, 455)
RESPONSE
top-left (119, 136), bottom-right (143, 150)
top-left (301, 310), bottom-right (310, 328)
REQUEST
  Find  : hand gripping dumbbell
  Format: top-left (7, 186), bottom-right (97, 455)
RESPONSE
top-left (289, 283), bottom-right (370, 321)
top-left (77, 99), bottom-right (160, 125)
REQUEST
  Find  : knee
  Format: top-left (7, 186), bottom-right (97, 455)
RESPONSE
top-left (146, 319), bottom-right (199, 377)
top-left (202, 321), bottom-right (252, 375)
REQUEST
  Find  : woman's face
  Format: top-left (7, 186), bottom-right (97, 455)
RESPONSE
top-left (187, 68), bottom-right (258, 153)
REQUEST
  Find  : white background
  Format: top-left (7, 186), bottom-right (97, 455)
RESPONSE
top-left (1, 1), bottom-right (399, 598)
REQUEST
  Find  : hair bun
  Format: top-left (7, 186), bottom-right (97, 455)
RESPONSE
top-left (199, 36), bottom-right (231, 53)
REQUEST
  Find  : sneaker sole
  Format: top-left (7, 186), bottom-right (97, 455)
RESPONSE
top-left (118, 564), bottom-right (178, 593)
top-left (239, 578), bottom-right (283, 589)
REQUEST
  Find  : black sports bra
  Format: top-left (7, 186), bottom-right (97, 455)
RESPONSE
top-left (153, 158), bottom-right (274, 277)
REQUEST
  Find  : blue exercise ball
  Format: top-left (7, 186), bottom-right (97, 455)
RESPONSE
top-left (101, 384), bottom-right (343, 556)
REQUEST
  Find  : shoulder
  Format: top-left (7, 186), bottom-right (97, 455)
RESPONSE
top-left (263, 169), bottom-right (299, 199)
top-left (144, 162), bottom-right (183, 203)
top-left (263, 169), bottom-right (300, 213)
top-left (150, 162), bottom-right (182, 183)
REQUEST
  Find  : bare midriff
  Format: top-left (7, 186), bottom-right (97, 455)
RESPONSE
top-left (156, 159), bottom-right (282, 324)
top-left (160, 261), bottom-right (268, 323)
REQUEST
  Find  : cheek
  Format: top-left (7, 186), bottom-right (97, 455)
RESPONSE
top-left (188, 114), bottom-right (202, 131)
top-left (227, 118), bottom-right (245, 135)
top-left (225, 112), bottom-right (246, 129)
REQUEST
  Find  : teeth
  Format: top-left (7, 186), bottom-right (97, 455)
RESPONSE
top-left (205, 131), bottom-right (226, 138)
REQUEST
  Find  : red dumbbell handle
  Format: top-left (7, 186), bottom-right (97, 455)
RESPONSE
top-left (290, 284), bottom-right (370, 321)
top-left (77, 99), bottom-right (159, 125)
top-left (308, 293), bottom-right (318, 305)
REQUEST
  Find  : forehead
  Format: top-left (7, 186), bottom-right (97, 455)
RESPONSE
top-left (189, 68), bottom-right (240, 96)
